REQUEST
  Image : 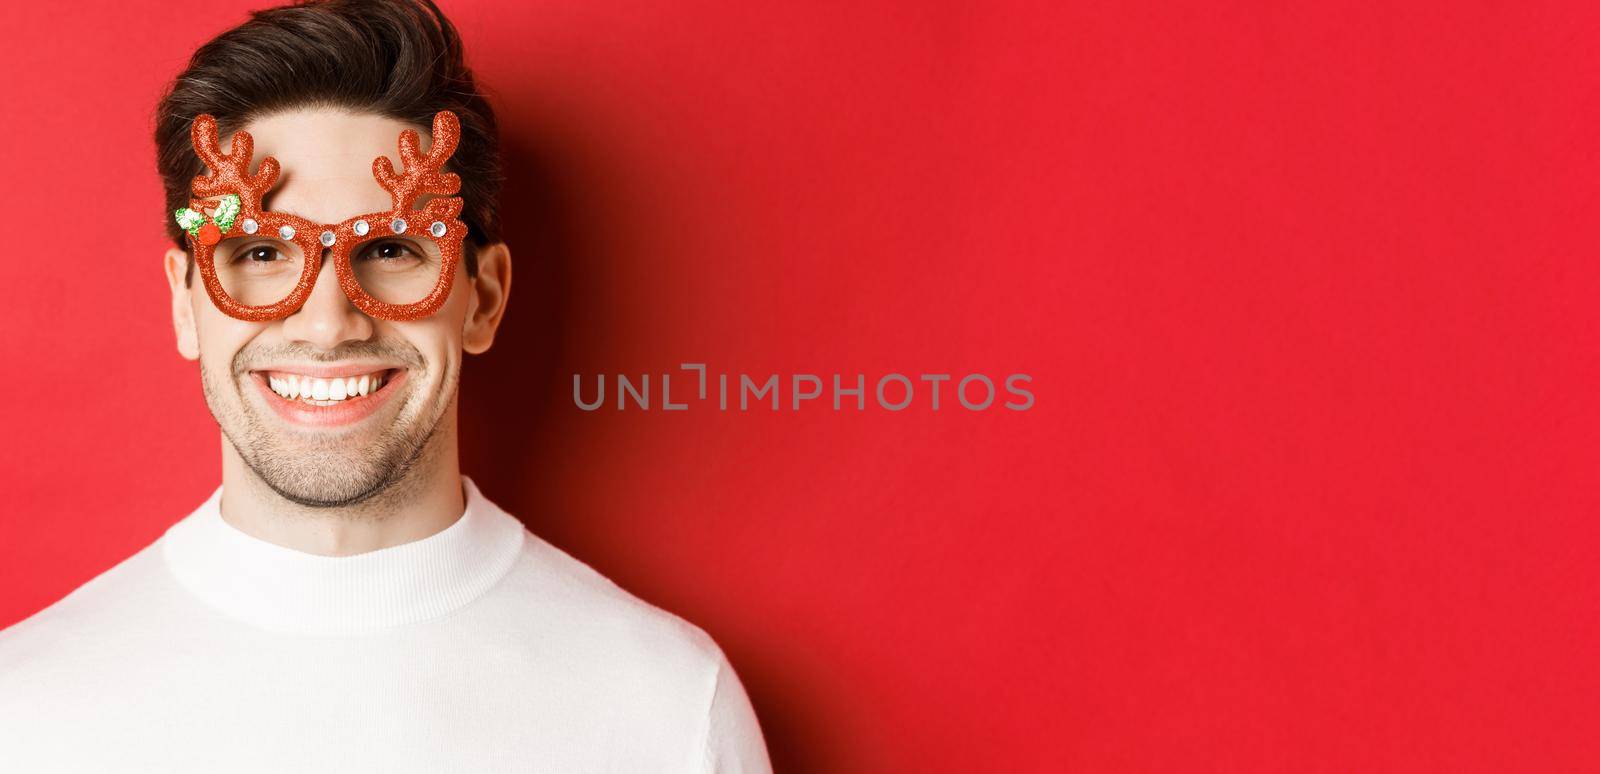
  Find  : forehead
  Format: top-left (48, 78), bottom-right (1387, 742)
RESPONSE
top-left (228, 106), bottom-right (432, 222)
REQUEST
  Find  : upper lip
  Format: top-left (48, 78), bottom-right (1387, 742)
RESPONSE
top-left (250, 363), bottom-right (403, 378)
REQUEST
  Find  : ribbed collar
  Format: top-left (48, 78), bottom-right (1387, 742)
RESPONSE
top-left (161, 475), bottom-right (526, 635)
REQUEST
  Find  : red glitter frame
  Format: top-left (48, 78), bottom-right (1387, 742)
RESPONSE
top-left (181, 110), bottom-right (468, 322)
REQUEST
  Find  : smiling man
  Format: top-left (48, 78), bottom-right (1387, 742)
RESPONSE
top-left (0, 1), bottom-right (771, 772)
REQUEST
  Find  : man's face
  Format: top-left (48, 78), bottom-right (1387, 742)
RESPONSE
top-left (171, 107), bottom-right (480, 508)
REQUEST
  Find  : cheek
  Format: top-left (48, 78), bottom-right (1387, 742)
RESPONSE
top-left (442, 261), bottom-right (474, 315)
top-left (191, 299), bottom-right (263, 377)
top-left (400, 323), bottom-right (462, 380)
top-left (429, 268), bottom-right (475, 348)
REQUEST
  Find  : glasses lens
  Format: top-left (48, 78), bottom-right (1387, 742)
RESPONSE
top-left (351, 234), bottom-right (445, 306)
top-left (212, 235), bottom-right (307, 307)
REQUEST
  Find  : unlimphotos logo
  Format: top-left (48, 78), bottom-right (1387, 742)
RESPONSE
top-left (574, 364), bottom-right (1034, 412)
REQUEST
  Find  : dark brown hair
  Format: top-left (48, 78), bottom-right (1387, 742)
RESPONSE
top-left (154, 0), bottom-right (502, 281)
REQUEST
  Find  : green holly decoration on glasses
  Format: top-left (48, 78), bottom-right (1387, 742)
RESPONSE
top-left (173, 194), bottom-right (241, 247)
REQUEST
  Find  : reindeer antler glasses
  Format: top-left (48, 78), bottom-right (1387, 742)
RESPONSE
top-left (173, 110), bottom-right (468, 322)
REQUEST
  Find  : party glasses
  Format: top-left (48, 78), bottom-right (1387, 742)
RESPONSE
top-left (173, 110), bottom-right (469, 322)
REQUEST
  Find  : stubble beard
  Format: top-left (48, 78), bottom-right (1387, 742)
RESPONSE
top-left (199, 352), bottom-right (455, 511)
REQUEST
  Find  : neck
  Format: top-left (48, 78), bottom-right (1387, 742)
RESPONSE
top-left (217, 416), bottom-right (464, 557)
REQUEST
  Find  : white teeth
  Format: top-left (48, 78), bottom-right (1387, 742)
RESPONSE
top-left (266, 370), bottom-right (390, 404)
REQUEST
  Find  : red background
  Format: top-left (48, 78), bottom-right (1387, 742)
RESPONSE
top-left (2, 1), bottom-right (1597, 771)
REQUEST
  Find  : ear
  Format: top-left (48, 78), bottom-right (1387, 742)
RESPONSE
top-left (462, 242), bottom-right (512, 355)
top-left (163, 247), bottom-right (200, 360)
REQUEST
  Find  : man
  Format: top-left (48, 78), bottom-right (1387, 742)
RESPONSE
top-left (0, 1), bottom-right (772, 771)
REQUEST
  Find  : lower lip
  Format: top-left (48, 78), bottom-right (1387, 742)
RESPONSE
top-left (251, 369), bottom-right (406, 428)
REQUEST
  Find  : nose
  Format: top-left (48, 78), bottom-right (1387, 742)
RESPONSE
top-left (279, 250), bottom-right (375, 348)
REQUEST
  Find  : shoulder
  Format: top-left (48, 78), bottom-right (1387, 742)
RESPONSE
top-left (482, 531), bottom-right (773, 769)
top-left (464, 524), bottom-right (768, 767)
top-left (462, 478), bottom-right (729, 672)
top-left (0, 540), bottom-right (169, 643)
top-left (0, 539), bottom-right (175, 690)
top-left (494, 530), bottom-right (731, 673)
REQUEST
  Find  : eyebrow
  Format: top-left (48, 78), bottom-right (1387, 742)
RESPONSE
top-left (256, 187), bottom-right (302, 218)
top-left (255, 190), bottom-right (446, 221)
top-left (253, 191), bottom-right (368, 224)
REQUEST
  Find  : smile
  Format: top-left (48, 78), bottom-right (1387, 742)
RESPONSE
top-left (265, 370), bottom-right (390, 404)
top-left (248, 366), bottom-right (407, 428)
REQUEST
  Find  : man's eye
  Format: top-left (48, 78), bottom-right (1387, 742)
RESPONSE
top-left (226, 244), bottom-right (287, 264)
top-left (363, 241), bottom-right (414, 261)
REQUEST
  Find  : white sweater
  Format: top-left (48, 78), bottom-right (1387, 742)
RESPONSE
top-left (0, 476), bottom-right (772, 773)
